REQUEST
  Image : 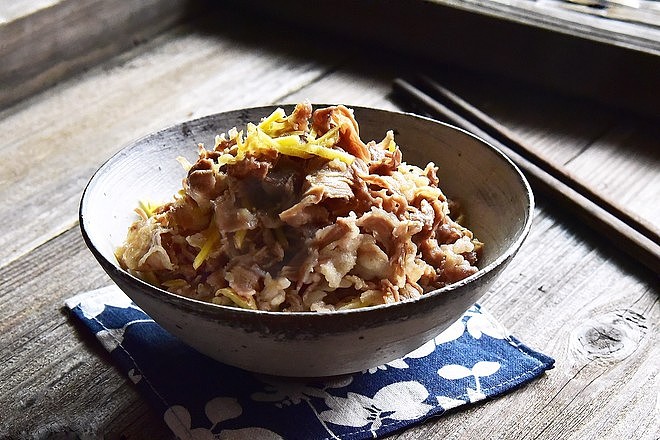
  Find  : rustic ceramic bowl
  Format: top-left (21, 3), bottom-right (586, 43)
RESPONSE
top-left (80, 105), bottom-right (533, 377)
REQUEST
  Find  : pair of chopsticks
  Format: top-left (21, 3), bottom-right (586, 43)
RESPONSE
top-left (392, 76), bottom-right (660, 275)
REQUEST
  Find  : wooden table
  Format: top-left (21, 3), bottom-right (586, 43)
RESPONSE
top-left (1, 3), bottom-right (658, 439)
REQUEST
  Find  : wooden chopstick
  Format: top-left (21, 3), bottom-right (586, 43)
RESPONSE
top-left (392, 77), bottom-right (660, 274)
top-left (416, 75), bottom-right (660, 245)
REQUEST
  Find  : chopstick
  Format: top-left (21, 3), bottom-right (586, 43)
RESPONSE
top-left (416, 75), bottom-right (660, 246)
top-left (392, 77), bottom-right (660, 274)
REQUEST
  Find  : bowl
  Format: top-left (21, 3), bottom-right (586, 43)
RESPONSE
top-left (79, 105), bottom-right (534, 377)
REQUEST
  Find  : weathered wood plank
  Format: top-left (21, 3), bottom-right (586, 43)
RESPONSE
top-left (3, 5), bottom-right (657, 274)
top-left (436, 0), bottom-right (660, 53)
top-left (1, 203), bottom-right (656, 439)
top-left (414, 72), bottom-right (660, 236)
top-left (392, 206), bottom-right (659, 439)
top-left (0, 0), bottom-right (59, 23)
top-left (432, 75), bottom-right (617, 164)
top-left (1, 7), bottom-right (658, 440)
top-left (0, 0), bottom-right (203, 110)
top-left (564, 122), bottom-right (660, 222)
top-left (0, 21), bottom-right (329, 270)
top-left (0, 228), bottom-right (161, 439)
top-left (282, 68), bottom-right (398, 111)
top-left (233, 0), bottom-right (660, 118)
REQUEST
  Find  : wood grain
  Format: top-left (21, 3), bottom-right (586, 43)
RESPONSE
top-left (0, 21), bottom-right (327, 269)
top-left (394, 207), bottom-right (659, 440)
top-left (1, 205), bottom-right (656, 439)
top-left (437, 0), bottom-right (660, 53)
top-left (233, 0), bottom-right (660, 118)
top-left (393, 77), bottom-right (659, 272)
top-left (0, 5), bottom-right (658, 440)
top-left (0, 0), bottom-right (59, 23)
top-left (565, 123), bottom-right (660, 222)
top-left (0, 0), bottom-right (203, 110)
top-left (0, 228), bottom-right (155, 439)
top-left (410, 72), bottom-right (660, 231)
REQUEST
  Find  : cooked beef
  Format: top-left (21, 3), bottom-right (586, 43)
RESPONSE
top-left (116, 103), bottom-right (482, 311)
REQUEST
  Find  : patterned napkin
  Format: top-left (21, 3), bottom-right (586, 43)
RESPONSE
top-left (65, 286), bottom-right (554, 440)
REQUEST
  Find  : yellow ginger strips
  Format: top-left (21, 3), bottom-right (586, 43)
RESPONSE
top-left (257, 107), bottom-right (289, 135)
top-left (137, 200), bottom-right (161, 219)
top-left (192, 227), bottom-right (220, 270)
top-left (217, 108), bottom-right (355, 166)
top-left (234, 229), bottom-right (247, 249)
top-left (213, 288), bottom-right (257, 310)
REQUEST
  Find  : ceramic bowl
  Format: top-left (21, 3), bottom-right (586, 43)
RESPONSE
top-left (80, 105), bottom-right (533, 377)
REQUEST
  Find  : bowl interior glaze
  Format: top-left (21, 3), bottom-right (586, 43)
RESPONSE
top-left (80, 105), bottom-right (533, 377)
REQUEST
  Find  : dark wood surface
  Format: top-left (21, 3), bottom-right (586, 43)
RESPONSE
top-left (0, 0), bottom-right (204, 110)
top-left (234, 0), bottom-right (660, 118)
top-left (0, 3), bottom-right (658, 439)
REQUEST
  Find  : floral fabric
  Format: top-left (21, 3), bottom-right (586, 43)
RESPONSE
top-left (65, 286), bottom-right (554, 440)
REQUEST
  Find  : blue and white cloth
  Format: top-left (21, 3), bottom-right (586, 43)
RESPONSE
top-left (65, 285), bottom-right (554, 440)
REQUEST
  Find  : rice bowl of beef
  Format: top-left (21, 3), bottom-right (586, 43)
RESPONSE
top-left (80, 104), bottom-right (533, 377)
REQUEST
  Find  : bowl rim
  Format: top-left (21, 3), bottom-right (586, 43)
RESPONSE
top-left (79, 104), bottom-right (534, 320)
